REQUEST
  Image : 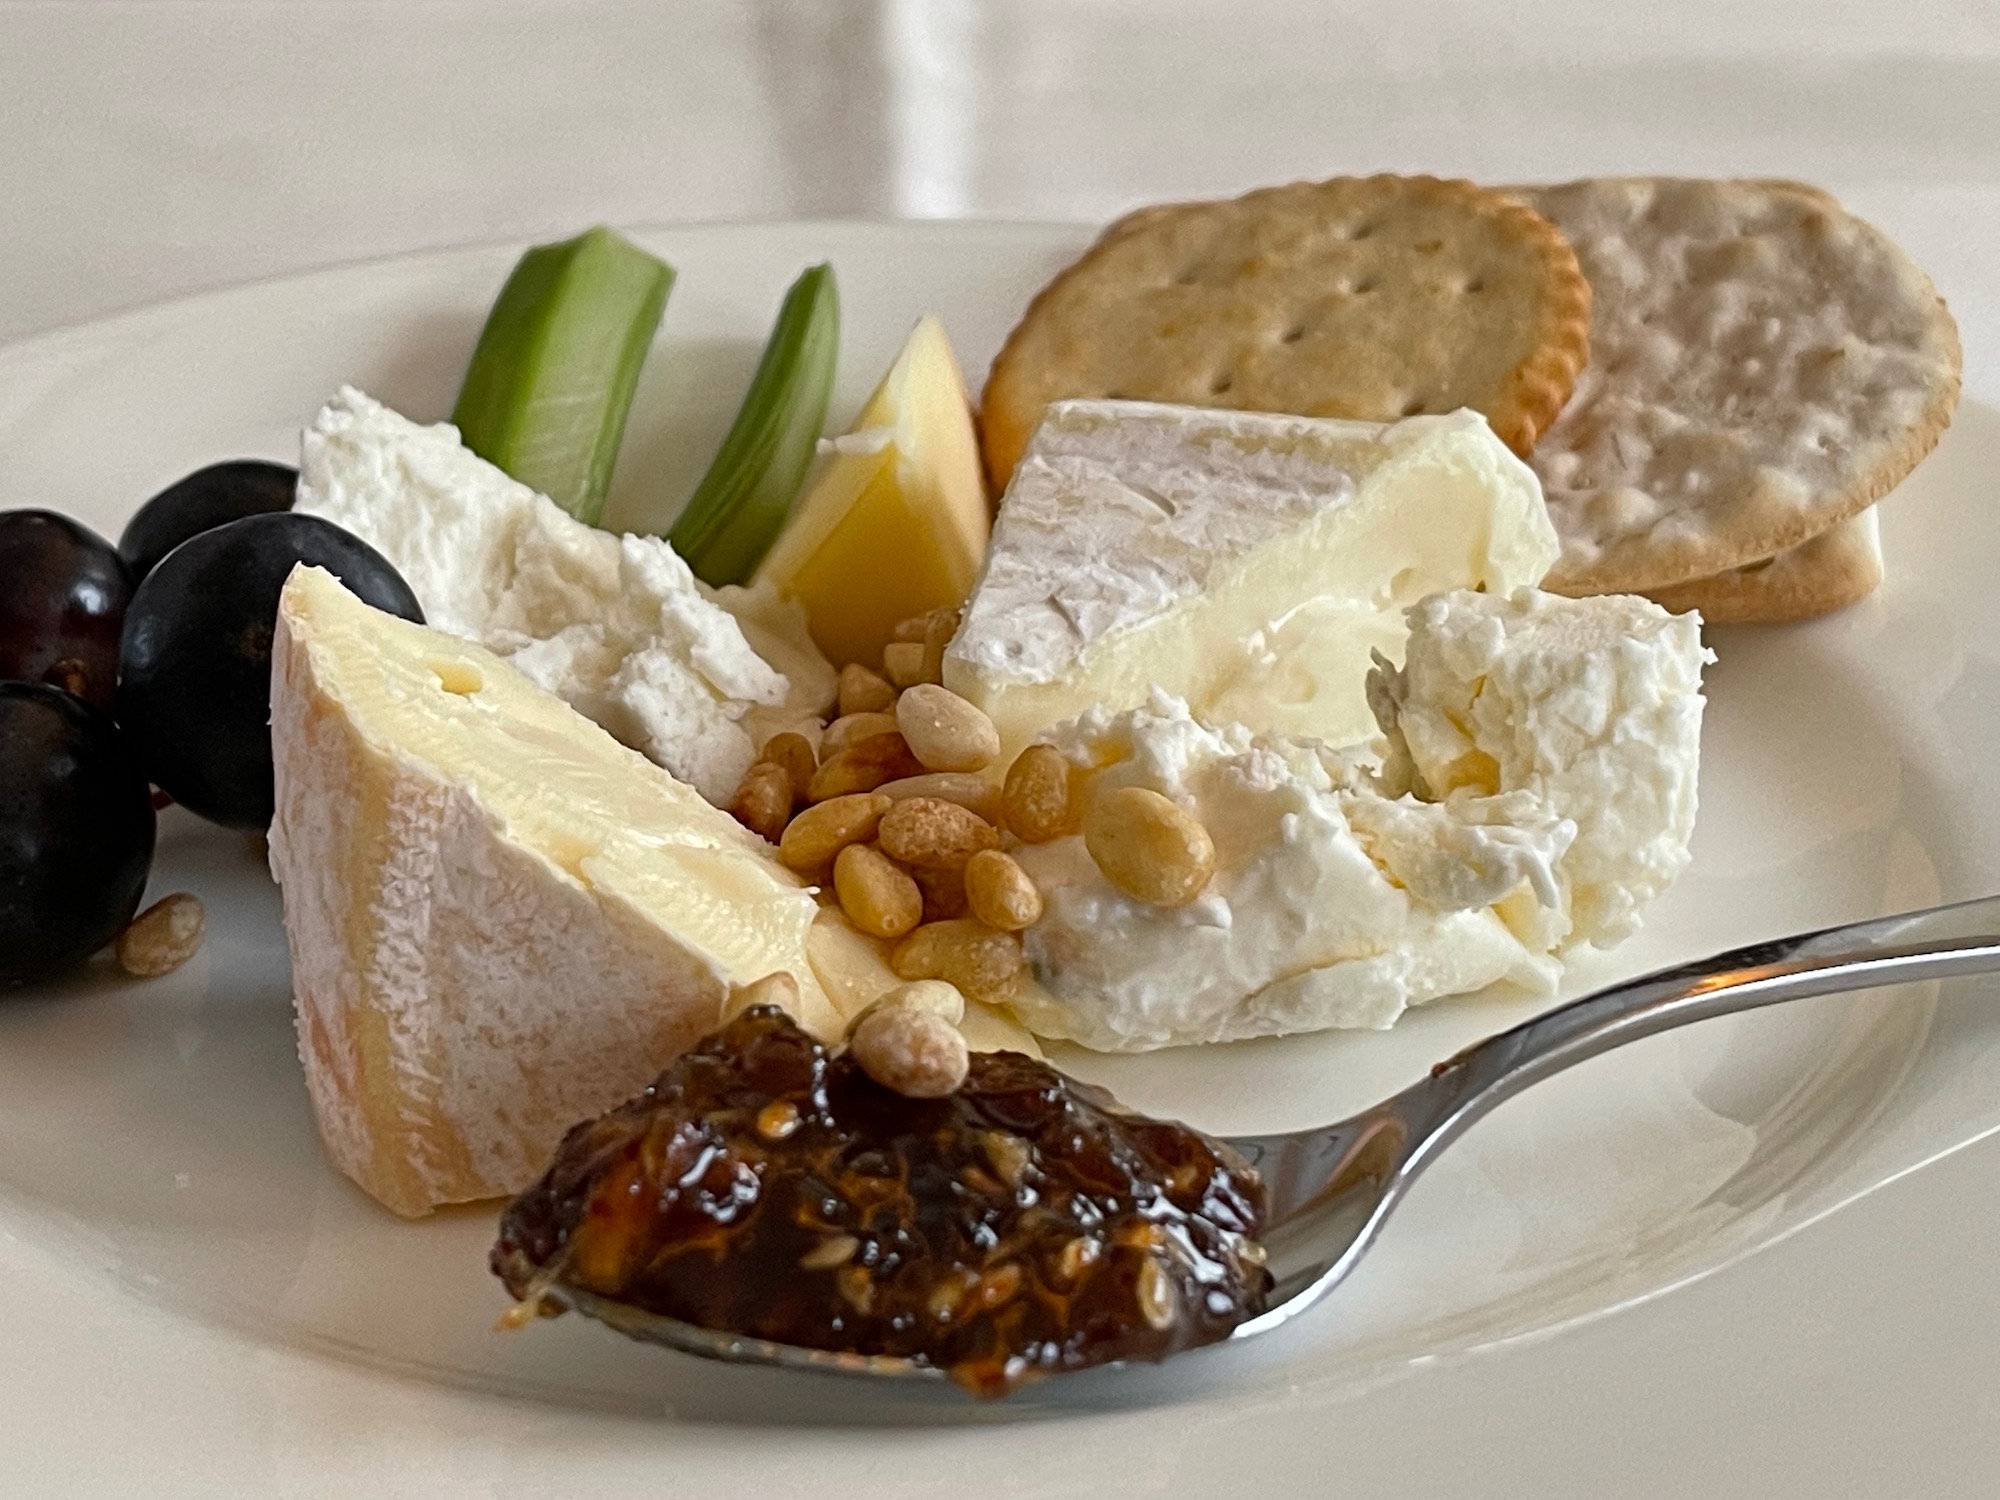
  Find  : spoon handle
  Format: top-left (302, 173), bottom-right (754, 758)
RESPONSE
top-left (1397, 894), bottom-right (2000, 1164)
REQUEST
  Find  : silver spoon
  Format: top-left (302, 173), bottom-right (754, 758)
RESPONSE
top-left (533, 895), bottom-right (2000, 1384)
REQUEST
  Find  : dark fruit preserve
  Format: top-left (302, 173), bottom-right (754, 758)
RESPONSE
top-left (493, 1007), bottom-right (1271, 1396)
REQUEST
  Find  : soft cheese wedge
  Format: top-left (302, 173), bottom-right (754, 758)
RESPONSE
top-left (269, 565), bottom-right (839, 1217)
top-left (945, 401), bottom-right (1560, 763)
top-left (754, 316), bottom-right (990, 669)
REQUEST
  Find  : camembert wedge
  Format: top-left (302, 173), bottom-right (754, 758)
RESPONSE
top-left (944, 401), bottom-right (1560, 762)
top-left (269, 565), bottom-right (838, 1217)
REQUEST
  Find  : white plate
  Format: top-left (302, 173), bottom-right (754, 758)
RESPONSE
top-left (2, 220), bottom-right (1997, 1481)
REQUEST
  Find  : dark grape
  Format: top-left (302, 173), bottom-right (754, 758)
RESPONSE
top-left (0, 683), bottom-right (156, 987)
top-left (118, 513), bottom-right (423, 829)
top-left (118, 459), bottom-right (297, 583)
top-left (0, 509), bottom-right (132, 713)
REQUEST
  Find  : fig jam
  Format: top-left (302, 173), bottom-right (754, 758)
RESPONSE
top-left (492, 1007), bottom-right (1271, 1396)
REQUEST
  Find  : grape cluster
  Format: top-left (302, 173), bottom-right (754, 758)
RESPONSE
top-left (2, 461), bottom-right (422, 987)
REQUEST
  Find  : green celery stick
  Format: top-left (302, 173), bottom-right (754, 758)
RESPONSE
top-left (452, 226), bottom-right (674, 526)
top-left (669, 262), bottom-right (838, 586)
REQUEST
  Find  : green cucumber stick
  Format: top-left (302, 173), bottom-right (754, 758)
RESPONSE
top-left (452, 225), bottom-right (674, 526)
top-left (669, 262), bottom-right (838, 586)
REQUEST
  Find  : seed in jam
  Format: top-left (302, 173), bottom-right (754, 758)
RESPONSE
top-left (491, 1006), bottom-right (1272, 1396)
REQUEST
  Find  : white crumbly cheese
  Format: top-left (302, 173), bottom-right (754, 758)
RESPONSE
top-left (294, 387), bottom-right (833, 804)
top-left (1373, 586), bottom-right (1712, 947)
top-left (943, 400), bottom-right (1559, 762)
top-left (1009, 588), bottom-right (1708, 1051)
top-left (269, 565), bottom-right (839, 1216)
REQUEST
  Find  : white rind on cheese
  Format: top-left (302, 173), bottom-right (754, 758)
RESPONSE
top-left (944, 401), bottom-right (1559, 762)
top-left (269, 564), bottom-right (837, 1217)
top-left (1010, 589), bottom-right (1707, 1051)
top-left (295, 387), bottom-right (833, 804)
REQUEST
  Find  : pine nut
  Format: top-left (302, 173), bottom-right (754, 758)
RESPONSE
top-left (757, 1100), bottom-right (801, 1140)
top-left (822, 711), bottom-right (900, 755)
top-left (963, 849), bottom-right (1043, 931)
top-left (756, 731), bottom-right (817, 804)
top-left (779, 792), bottom-right (893, 873)
top-left (890, 919), bottom-right (1024, 1005)
top-left (968, 1263), bottom-right (1023, 1312)
top-left (895, 684), bottom-right (1000, 773)
top-left (1135, 1255), bottom-right (1178, 1331)
top-left (873, 772), bottom-right (1004, 825)
top-left (980, 1129), bottom-right (1031, 1188)
top-left (721, 969), bottom-right (802, 1023)
top-left (808, 733), bottom-right (924, 801)
top-left (896, 977), bottom-right (968, 1021)
top-left (833, 843), bottom-right (923, 940)
top-left (843, 977), bottom-right (967, 1035)
top-left (849, 1001), bottom-right (969, 1098)
top-left (836, 662), bottom-right (897, 717)
top-left (115, 892), bottom-right (205, 978)
top-left (1056, 1235), bottom-right (1102, 1283)
top-left (798, 1233), bottom-right (861, 1270)
top-left (1002, 743), bottom-right (1078, 843)
top-left (728, 760), bottom-right (794, 843)
top-left (881, 640), bottom-right (930, 689)
top-left (1082, 786), bottom-right (1216, 906)
top-left (877, 796), bottom-right (1000, 871)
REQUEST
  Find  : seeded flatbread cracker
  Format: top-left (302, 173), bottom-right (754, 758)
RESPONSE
top-left (1514, 178), bottom-right (1960, 596)
top-left (1646, 508), bottom-right (1882, 624)
top-left (980, 175), bottom-right (1592, 490)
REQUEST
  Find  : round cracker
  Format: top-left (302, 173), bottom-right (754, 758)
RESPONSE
top-left (1644, 508), bottom-right (1882, 624)
top-left (980, 175), bottom-right (1592, 490)
top-left (1514, 178), bottom-right (1960, 595)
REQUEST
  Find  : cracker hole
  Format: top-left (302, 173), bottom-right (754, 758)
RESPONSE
top-left (1464, 277), bottom-right (1486, 294)
top-left (1210, 372), bottom-right (1235, 396)
top-left (1400, 397), bottom-right (1426, 417)
top-left (1280, 324), bottom-right (1306, 344)
top-left (1354, 277), bottom-right (1380, 294)
top-left (1415, 238), bottom-right (1443, 254)
top-left (1174, 267), bottom-right (1201, 286)
top-left (1352, 223), bottom-right (1376, 240)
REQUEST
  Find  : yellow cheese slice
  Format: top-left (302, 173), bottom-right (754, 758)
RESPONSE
top-left (754, 316), bottom-right (990, 668)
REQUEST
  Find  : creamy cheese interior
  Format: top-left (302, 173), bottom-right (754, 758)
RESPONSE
top-left (1009, 588), bottom-right (1709, 1051)
top-left (944, 401), bottom-right (1560, 764)
top-left (296, 387), bottom-right (833, 804)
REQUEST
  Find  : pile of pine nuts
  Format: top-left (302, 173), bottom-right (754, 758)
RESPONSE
top-left (725, 607), bottom-right (1218, 1095)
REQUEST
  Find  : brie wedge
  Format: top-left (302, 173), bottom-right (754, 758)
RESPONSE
top-left (944, 401), bottom-right (1559, 763)
top-left (295, 387), bottom-right (834, 805)
top-left (269, 564), bottom-right (839, 1217)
